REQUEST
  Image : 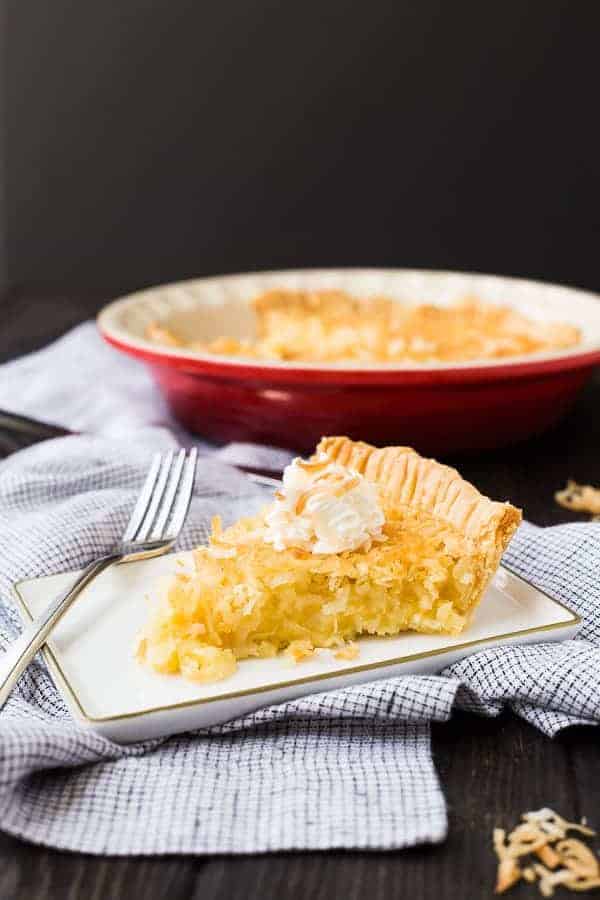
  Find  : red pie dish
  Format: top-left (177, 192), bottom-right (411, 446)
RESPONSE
top-left (97, 269), bottom-right (600, 454)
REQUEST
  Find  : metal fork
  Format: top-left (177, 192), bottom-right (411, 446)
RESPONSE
top-left (0, 447), bottom-right (198, 708)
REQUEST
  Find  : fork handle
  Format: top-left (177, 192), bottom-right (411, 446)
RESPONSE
top-left (0, 552), bottom-right (122, 709)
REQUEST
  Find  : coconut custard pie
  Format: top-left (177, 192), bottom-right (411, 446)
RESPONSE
top-left (146, 289), bottom-right (580, 364)
top-left (137, 437), bottom-right (521, 683)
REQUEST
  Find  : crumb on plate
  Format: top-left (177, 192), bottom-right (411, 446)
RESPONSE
top-left (334, 642), bottom-right (360, 661)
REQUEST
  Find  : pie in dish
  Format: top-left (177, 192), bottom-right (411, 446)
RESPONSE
top-left (146, 288), bottom-right (580, 364)
top-left (137, 437), bottom-right (522, 683)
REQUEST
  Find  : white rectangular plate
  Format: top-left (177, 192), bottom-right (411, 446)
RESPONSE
top-left (14, 554), bottom-right (579, 743)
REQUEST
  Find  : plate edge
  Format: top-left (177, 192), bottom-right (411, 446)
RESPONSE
top-left (12, 566), bottom-right (580, 725)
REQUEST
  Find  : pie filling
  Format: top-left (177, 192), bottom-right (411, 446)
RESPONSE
top-left (146, 289), bottom-right (580, 364)
top-left (137, 440), bottom-right (521, 684)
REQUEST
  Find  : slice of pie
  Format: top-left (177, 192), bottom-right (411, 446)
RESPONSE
top-left (137, 437), bottom-right (521, 683)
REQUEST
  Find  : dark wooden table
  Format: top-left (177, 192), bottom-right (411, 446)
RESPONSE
top-left (1, 289), bottom-right (599, 900)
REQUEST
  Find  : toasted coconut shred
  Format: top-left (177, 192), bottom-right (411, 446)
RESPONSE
top-left (555, 481), bottom-right (600, 520)
top-left (493, 808), bottom-right (600, 896)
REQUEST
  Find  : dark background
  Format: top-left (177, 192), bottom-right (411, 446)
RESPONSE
top-left (2, 0), bottom-right (599, 301)
top-left (1, 6), bottom-right (600, 897)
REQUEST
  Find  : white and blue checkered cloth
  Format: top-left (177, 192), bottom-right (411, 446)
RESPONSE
top-left (0, 324), bottom-right (598, 855)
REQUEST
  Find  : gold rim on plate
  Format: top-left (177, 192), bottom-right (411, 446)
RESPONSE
top-left (13, 564), bottom-right (579, 724)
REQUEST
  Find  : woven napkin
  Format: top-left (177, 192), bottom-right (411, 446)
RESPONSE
top-left (0, 323), bottom-right (598, 855)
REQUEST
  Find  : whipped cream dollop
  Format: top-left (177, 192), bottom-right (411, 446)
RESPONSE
top-left (264, 454), bottom-right (386, 554)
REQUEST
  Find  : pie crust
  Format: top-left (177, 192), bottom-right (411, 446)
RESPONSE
top-left (316, 436), bottom-right (522, 606)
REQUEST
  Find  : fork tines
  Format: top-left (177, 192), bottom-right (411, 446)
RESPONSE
top-left (123, 448), bottom-right (198, 544)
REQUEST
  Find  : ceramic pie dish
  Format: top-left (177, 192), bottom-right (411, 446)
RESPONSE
top-left (97, 269), bottom-right (600, 454)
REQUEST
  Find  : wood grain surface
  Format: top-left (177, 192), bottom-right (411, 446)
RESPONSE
top-left (0, 289), bottom-right (598, 900)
